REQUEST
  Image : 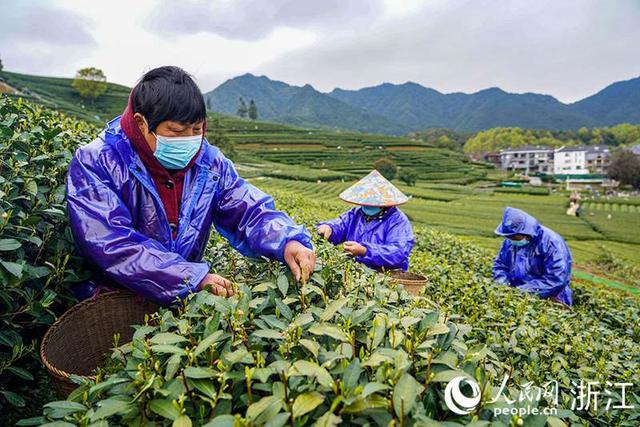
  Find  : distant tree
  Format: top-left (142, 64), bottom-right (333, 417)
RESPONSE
top-left (608, 149), bottom-right (640, 189)
top-left (248, 99), bottom-right (258, 120)
top-left (419, 124), bottom-right (640, 156)
top-left (0, 53), bottom-right (3, 71)
top-left (609, 123), bottom-right (640, 146)
top-left (237, 97), bottom-right (248, 118)
top-left (399, 169), bottom-right (417, 186)
top-left (208, 117), bottom-right (237, 160)
top-left (463, 127), bottom-right (569, 155)
top-left (434, 135), bottom-right (456, 149)
top-left (408, 128), bottom-right (469, 151)
top-left (72, 67), bottom-right (107, 103)
top-left (373, 158), bottom-right (398, 181)
top-left (577, 127), bottom-right (590, 143)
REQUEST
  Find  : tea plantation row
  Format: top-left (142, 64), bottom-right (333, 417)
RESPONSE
top-left (253, 178), bottom-right (640, 267)
top-left (28, 192), bottom-right (640, 426)
top-left (207, 114), bottom-right (492, 183)
top-left (1, 96), bottom-right (639, 426)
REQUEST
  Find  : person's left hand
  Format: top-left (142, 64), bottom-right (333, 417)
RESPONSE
top-left (343, 241), bottom-right (367, 257)
top-left (284, 240), bottom-right (317, 282)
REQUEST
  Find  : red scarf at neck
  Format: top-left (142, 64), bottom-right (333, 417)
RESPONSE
top-left (120, 95), bottom-right (204, 237)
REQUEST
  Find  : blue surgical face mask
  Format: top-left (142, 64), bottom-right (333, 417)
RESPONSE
top-left (361, 206), bottom-right (382, 216)
top-left (145, 118), bottom-right (202, 170)
top-left (153, 134), bottom-right (201, 170)
top-left (509, 238), bottom-right (529, 247)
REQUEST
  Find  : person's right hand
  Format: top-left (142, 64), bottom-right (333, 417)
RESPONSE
top-left (198, 273), bottom-right (235, 297)
top-left (316, 224), bottom-right (332, 240)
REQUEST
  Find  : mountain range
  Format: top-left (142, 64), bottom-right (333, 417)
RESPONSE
top-left (204, 74), bottom-right (640, 135)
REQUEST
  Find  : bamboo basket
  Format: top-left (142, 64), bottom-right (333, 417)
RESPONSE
top-left (388, 270), bottom-right (428, 295)
top-left (40, 291), bottom-right (159, 397)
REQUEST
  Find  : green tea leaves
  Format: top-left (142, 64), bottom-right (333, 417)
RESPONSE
top-left (392, 373), bottom-right (424, 418)
top-left (150, 333), bottom-right (187, 345)
top-left (184, 367), bottom-right (216, 379)
top-left (149, 399), bottom-right (180, 420)
top-left (308, 324), bottom-right (350, 342)
top-left (292, 392), bottom-right (324, 418)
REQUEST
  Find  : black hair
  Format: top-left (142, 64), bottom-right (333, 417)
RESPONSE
top-left (131, 66), bottom-right (206, 132)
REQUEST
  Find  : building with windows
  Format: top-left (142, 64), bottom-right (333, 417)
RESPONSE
top-left (553, 145), bottom-right (611, 175)
top-left (499, 146), bottom-right (554, 175)
top-left (482, 151), bottom-right (502, 168)
top-left (553, 146), bottom-right (588, 174)
top-left (495, 144), bottom-right (612, 176)
top-left (584, 145), bottom-right (611, 174)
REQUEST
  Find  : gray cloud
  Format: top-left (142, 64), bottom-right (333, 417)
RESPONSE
top-left (145, 0), bottom-right (384, 41)
top-left (0, 0), bottom-right (96, 74)
top-left (256, 0), bottom-right (640, 102)
top-left (0, 0), bottom-right (637, 104)
top-left (0, 1), bottom-right (95, 45)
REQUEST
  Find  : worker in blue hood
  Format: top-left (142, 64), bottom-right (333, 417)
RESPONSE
top-left (316, 170), bottom-right (414, 271)
top-left (493, 207), bottom-right (573, 306)
top-left (65, 67), bottom-right (316, 305)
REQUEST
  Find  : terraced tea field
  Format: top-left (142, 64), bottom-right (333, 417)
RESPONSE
top-left (585, 196), bottom-right (640, 207)
top-left (252, 176), bottom-right (640, 266)
top-left (582, 201), bottom-right (640, 213)
top-left (4, 95), bottom-right (640, 427)
top-left (210, 114), bottom-right (492, 183)
top-left (0, 70), bottom-right (129, 123)
top-left (580, 209), bottom-right (640, 245)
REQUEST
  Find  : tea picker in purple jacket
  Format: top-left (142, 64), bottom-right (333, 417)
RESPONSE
top-left (493, 207), bottom-right (573, 306)
top-left (66, 66), bottom-right (316, 306)
top-left (316, 170), bottom-right (415, 271)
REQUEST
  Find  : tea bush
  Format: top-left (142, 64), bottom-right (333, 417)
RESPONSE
top-left (24, 243), bottom-right (512, 426)
top-left (3, 95), bottom-right (639, 426)
top-left (28, 214), bottom-right (640, 426)
top-left (0, 96), bottom-right (94, 414)
top-left (411, 228), bottom-right (640, 425)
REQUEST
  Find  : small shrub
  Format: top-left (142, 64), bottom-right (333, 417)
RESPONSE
top-left (373, 158), bottom-right (397, 181)
top-left (399, 169), bottom-right (417, 187)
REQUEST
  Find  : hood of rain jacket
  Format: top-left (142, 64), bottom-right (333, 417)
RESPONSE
top-left (492, 207), bottom-right (573, 306)
top-left (66, 116), bottom-right (312, 305)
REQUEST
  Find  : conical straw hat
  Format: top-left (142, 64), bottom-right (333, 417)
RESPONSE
top-left (339, 170), bottom-right (409, 207)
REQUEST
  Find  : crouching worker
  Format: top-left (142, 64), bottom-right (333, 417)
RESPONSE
top-left (316, 170), bottom-right (414, 271)
top-left (66, 66), bottom-right (315, 305)
top-left (493, 207), bottom-right (573, 306)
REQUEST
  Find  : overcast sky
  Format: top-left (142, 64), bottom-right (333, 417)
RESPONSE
top-left (1, 0), bottom-right (638, 103)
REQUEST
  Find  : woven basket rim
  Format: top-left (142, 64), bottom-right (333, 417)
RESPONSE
top-left (39, 290), bottom-right (136, 382)
top-left (395, 278), bottom-right (427, 286)
top-left (387, 270), bottom-right (428, 285)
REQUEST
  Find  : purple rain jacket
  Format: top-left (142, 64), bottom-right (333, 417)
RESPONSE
top-left (318, 207), bottom-right (414, 271)
top-left (66, 116), bottom-right (312, 305)
top-left (493, 207), bottom-right (573, 306)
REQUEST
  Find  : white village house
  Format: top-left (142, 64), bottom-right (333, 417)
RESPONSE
top-left (553, 145), bottom-right (611, 175)
top-left (498, 145), bottom-right (611, 176)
